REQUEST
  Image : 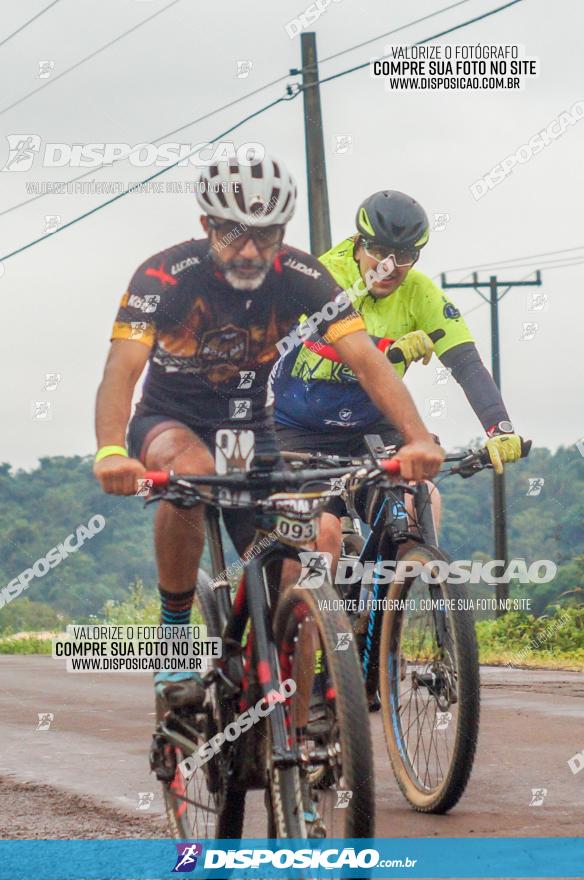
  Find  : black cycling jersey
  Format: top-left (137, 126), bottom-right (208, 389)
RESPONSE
top-left (111, 238), bottom-right (364, 428)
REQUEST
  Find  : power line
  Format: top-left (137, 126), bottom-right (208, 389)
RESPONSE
top-left (440, 244), bottom-right (584, 275)
top-left (0, 0), bottom-right (525, 263)
top-left (0, 0), bottom-right (484, 219)
top-left (314, 0), bottom-right (525, 88)
top-left (0, 0), bottom-right (182, 116)
top-left (475, 255), bottom-right (584, 272)
top-left (0, 87), bottom-right (284, 219)
top-left (0, 0), bottom-right (62, 50)
top-left (458, 268), bottom-right (536, 317)
top-left (432, 245), bottom-right (584, 282)
top-left (499, 257), bottom-right (584, 272)
top-left (0, 94), bottom-right (291, 263)
top-left (317, 0), bottom-right (476, 66)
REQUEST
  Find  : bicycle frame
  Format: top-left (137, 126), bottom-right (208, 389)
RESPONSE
top-left (202, 505), bottom-right (320, 783)
top-left (346, 479), bottom-right (438, 701)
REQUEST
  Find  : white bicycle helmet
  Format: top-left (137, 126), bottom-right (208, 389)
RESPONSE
top-left (196, 153), bottom-right (297, 226)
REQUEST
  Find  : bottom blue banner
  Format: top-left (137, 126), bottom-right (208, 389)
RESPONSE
top-left (0, 837), bottom-right (582, 879)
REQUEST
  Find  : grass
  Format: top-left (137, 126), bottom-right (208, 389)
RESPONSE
top-left (0, 579), bottom-right (203, 654)
top-left (476, 607), bottom-right (584, 671)
top-left (1, 583), bottom-right (583, 672)
top-left (0, 635), bottom-right (54, 654)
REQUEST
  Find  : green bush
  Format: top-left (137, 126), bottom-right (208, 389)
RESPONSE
top-left (476, 606), bottom-right (584, 668)
top-left (0, 597), bottom-right (68, 635)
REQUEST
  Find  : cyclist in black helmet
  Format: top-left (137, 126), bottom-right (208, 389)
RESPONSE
top-left (272, 189), bottom-right (522, 571)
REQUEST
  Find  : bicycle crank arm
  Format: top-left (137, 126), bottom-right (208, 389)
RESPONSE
top-left (299, 746), bottom-right (340, 768)
top-left (271, 746), bottom-right (301, 769)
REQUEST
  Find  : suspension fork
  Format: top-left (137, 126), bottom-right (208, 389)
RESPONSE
top-left (205, 507), bottom-right (232, 625)
top-left (412, 484), bottom-right (454, 654)
top-left (362, 532), bottom-right (392, 701)
top-left (414, 480), bottom-right (438, 546)
top-left (244, 553), bottom-right (294, 764)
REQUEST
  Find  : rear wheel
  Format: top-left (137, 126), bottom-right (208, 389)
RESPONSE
top-left (272, 579), bottom-right (375, 838)
top-left (160, 571), bottom-right (245, 839)
top-left (379, 544), bottom-right (480, 813)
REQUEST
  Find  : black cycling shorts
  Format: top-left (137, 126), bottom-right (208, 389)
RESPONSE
top-left (128, 411), bottom-right (280, 555)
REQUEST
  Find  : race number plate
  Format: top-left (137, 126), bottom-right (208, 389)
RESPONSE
top-left (275, 514), bottom-right (318, 545)
top-left (215, 429), bottom-right (255, 474)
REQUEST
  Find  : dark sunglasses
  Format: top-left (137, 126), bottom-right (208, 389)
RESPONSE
top-left (208, 217), bottom-right (284, 250)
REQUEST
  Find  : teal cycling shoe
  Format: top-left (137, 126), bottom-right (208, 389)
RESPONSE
top-left (154, 669), bottom-right (205, 710)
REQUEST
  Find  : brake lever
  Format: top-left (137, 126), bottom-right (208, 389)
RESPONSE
top-left (143, 492), bottom-right (164, 506)
top-left (449, 436), bottom-right (532, 479)
top-left (143, 487), bottom-right (205, 509)
top-left (452, 459), bottom-right (491, 479)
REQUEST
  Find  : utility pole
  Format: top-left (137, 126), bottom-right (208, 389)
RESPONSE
top-left (440, 270), bottom-right (542, 615)
top-left (299, 32), bottom-right (331, 256)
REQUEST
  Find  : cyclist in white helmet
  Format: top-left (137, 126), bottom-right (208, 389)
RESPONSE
top-left (93, 152), bottom-right (443, 710)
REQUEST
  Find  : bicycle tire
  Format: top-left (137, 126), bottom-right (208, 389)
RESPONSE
top-left (272, 579), bottom-right (375, 838)
top-left (162, 570), bottom-right (245, 839)
top-left (379, 544), bottom-right (480, 813)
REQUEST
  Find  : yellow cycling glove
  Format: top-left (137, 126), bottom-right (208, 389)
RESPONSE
top-left (390, 329), bottom-right (434, 368)
top-left (485, 434), bottom-right (522, 474)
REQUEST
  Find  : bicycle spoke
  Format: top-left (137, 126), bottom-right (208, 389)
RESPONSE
top-left (388, 574), bottom-right (465, 797)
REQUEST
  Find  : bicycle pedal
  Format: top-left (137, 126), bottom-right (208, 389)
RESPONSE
top-left (149, 733), bottom-right (176, 783)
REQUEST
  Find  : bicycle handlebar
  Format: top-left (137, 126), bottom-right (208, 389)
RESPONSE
top-left (142, 458), bottom-right (399, 494)
top-left (141, 439), bottom-right (530, 502)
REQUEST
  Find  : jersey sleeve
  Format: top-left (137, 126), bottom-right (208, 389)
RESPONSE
top-left (110, 261), bottom-right (160, 349)
top-left (283, 247), bottom-right (365, 344)
top-left (411, 275), bottom-right (474, 357)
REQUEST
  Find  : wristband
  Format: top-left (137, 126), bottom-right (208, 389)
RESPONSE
top-left (95, 445), bottom-right (128, 463)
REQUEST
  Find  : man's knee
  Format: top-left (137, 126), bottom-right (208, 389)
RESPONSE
top-left (145, 427), bottom-right (214, 473)
top-left (318, 513), bottom-right (342, 553)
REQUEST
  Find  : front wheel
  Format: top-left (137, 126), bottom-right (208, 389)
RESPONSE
top-left (272, 580), bottom-right (375, 839)
top-left (379, 544), bottom-right (480, 813)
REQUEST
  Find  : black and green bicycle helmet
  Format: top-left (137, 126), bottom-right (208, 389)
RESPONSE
top-left (356, 190), bottom-right (430, 250)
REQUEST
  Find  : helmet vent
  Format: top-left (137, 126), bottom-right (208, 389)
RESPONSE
top-left (209, 165), bottom-right (219, 178)
top-left (280, 191), bottom-right (291, 215)
top-left (266, 188), bottom-right (280, 214)
top-left (251, 162), bottom-right (264, 179)
top-left (234, 185), bottom-right (246, 213)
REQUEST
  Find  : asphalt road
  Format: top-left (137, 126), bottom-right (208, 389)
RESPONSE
top-left (1, 657), bottom-right (583, 841)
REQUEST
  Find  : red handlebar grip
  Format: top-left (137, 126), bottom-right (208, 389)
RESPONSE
top-left (142, 471), bottom-right (170, 489)
top-left (381, 458), bottom-right (401, 476)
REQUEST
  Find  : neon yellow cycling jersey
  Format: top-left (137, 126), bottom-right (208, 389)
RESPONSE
top-left (272, 236), bottom-right (474, 431)
top-left (291, 236), bottom-right (474, 382)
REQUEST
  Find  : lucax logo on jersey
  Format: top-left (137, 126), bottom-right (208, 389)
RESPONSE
top-left (171, 256), bottom-right (201, 275)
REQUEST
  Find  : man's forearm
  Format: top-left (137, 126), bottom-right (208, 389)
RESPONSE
top-left (95, 373), bottom-right (136, 448)
top-left (352, 347), bottom-right (431, 442)
top-left (440, 342), bottom-right (510, 430)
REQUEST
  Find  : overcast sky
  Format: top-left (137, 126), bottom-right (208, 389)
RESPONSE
top-left (0, 0), bottom-right (582, 469)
